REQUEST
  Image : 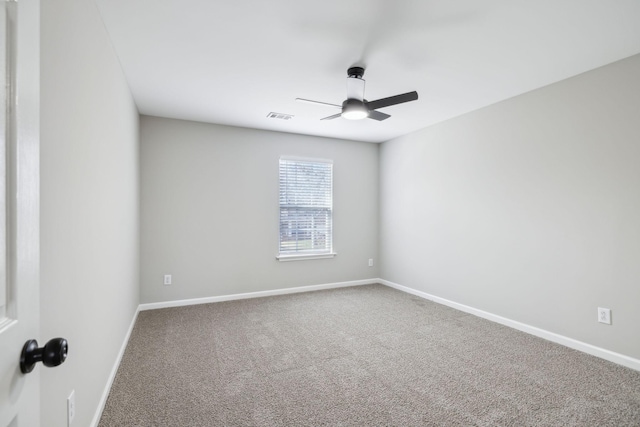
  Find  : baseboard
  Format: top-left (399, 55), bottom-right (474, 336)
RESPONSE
top-left (90, 306), bottom-right (140, 427)
top-left (138, 278), bottom-right (379, 311)
top-left (379, 279), bottom-right (640, 372)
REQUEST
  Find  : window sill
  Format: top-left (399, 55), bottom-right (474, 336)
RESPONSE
top-left (276, 253), bottom-right (337, 262)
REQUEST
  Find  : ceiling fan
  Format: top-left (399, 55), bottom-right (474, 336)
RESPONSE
top-left (296, 67), bottom-right (418, 121)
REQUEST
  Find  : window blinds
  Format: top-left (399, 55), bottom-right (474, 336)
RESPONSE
top-left (279, 158), bottom-right (333, 255)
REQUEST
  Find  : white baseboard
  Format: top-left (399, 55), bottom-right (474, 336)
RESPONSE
top-left (379, 279), bottom-right (640, 372)
top-left (138, 278), bottom-right (379, 311)
top-left (90, 306), bottom-right (140, 427)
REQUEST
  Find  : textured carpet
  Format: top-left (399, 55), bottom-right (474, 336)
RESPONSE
top-left (99, 284), bottom-right (640, 426)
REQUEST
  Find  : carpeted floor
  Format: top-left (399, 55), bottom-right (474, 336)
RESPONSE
top-left (99, 284), bottom-right (640, 426)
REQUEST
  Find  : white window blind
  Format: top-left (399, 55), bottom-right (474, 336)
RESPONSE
top-left (279, 158), bottom-right (333, 257)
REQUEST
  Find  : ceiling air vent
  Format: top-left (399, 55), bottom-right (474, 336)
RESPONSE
top-left (267, 112), bottom-right (294, 120)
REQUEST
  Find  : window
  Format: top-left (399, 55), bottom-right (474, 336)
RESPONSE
top-left (278, 157), bottom-right (334, 260)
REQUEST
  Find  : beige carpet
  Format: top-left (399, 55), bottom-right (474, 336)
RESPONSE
top-left (99, 284), bottom-right (640, 426)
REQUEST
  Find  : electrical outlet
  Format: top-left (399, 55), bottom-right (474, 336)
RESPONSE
top-left (368, 258), bottom-right (374, 267)
top-left (163, 274), bottom-right (172, 285)
top-left (597, 307), bottom-right (611, 325)
top-left (67, 390), bottom-right (75, 425)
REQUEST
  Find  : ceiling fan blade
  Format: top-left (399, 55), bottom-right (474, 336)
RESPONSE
top-left (368, 110), bottom-right (391, 121)
top-left (346, 77), bottom-right (365, 101)
top-left (296, 98), bottom-right (341, 108)
top-left (366, 91), bottom-right (418, 111)
top-left (320, 113), bottom-right (342, 121)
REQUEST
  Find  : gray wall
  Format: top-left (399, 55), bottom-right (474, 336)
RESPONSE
top-left (140, 116), bottom-right (379, 303)
top-left (40, 0), bottom-right (140, 426)
top-left (380, 54), bottom-right (640, 360)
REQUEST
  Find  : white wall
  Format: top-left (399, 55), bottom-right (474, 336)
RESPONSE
top-left (40, 1), bottom-right (140, 426)
top-left (140, 116), bottom-right (378, 303)
top-left (380, 54), bottom-right (640, 360)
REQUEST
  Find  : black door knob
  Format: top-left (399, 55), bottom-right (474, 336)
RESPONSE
top-left (20, 338), bottom-right (68, 374)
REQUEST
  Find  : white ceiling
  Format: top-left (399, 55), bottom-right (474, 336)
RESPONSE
top-left (95, 0), bottom-right (640, 143)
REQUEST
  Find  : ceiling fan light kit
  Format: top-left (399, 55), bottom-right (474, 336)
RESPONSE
top-left (341, 99), bottom-right (369, 120)
top-left (297, 66), bottom-right (418, 122)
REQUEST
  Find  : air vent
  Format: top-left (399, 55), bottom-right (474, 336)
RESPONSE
top-left (267, 112), bottom-right (294, 120)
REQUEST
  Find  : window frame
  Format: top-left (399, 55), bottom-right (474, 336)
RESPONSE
top-left (276, 156), bottom-right (336, 261)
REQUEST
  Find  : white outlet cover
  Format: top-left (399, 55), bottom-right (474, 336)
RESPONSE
top-left (68, 390), bottom-right (75, 425)
top-left (598, 307), bottom-right (611, 325)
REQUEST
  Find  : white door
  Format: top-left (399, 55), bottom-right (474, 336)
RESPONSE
top-left (0, 0), bottom-right (41, 426)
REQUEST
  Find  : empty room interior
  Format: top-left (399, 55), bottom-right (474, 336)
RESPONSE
top-left (14, 0), bottom-right (640, 425)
